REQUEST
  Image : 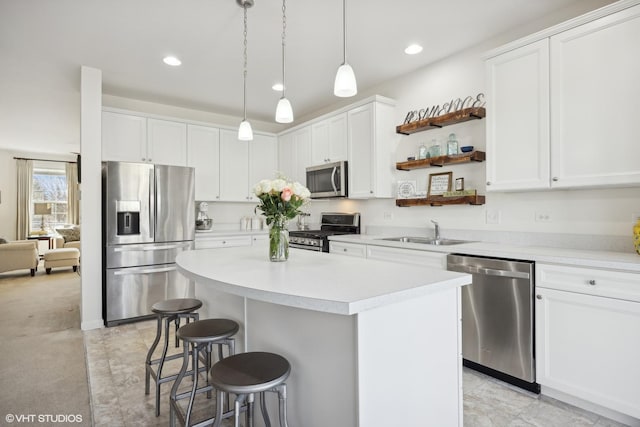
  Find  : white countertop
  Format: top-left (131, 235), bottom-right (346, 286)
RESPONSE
top-left (176, 246), bottom-right (471, 315)
top-left (329, 234), bottom-right (640, 273)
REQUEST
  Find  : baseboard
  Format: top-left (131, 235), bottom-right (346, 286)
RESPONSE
top-left (541, 386), bottom-right (640, 426)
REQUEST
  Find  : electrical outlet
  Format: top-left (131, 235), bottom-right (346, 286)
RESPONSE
top-left (535, 211), bottom-right (552, 222)
top-left (486, 209), bottom-right (501, 224)
top-left (383, 211), bottom-right (393, 220)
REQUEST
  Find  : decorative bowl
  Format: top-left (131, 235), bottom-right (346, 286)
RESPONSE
top-left (460, 146), bottom-right (474, 153)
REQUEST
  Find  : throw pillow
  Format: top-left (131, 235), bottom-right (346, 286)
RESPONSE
top-left (0, 237), bottom-right (7, 244)
top-left (56, 226), bottom-right (80, 243)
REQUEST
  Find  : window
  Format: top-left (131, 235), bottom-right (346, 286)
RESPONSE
top-left (31, 163), bottom-right (68, 231)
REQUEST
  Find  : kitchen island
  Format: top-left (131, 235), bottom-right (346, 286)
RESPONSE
top-left (176, 246), bottom-right (471, 427)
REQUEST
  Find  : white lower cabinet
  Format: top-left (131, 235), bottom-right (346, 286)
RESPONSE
top-left (195, 235), bottom-right (252, 250)
top-left (536, 263), bottom-right (640, 420)
top-left (366, 245), bottom-right (446, 269)
top-left (329, 241), bottom-right (367, 258)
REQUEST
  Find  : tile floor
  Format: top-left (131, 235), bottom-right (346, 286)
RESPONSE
top-left (84, 320), bottom-right (630, 427)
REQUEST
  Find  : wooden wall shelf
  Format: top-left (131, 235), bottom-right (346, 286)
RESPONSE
top-left (396, 151), bottom-right (485, 171)
top-left (396, 195), bottom-right (485, 207)
top-left (396, 107), bottom-right (486, 135)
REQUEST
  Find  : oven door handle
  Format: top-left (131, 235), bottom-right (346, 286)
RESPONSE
top-left (331, 166), bottom-right (338, 194)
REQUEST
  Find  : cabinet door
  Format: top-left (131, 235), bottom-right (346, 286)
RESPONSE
top-left (311, 113), bottom-right (347, 165)
top-left (278, 131), bottom-right (296, 182)
top-left (219, 129), bottom-right (249, 202)
top-left (348, 104), bottom-right (374, 198)
top-left (187, 125), bottom-right (220, 201)
top-left (101, 111), bottom-right (147, 162)
top-left (248, 134), bottom-right (278, 202)
top-left (195, 235), bottom-right (252, 249)
top-left (536, 287), bottom-right (640, 419)
top-left (485, 39), bottom-right (550, 191)
top-left (147, 118), bottom-right (187, 166)
top-left (366, 245), bottom-right (446, 269)
top-left (293, 126), bottom-right (312, 186)
top-left (329, 241), bottom-right (367, 258)
top-left (550, 5), bottom-right (640, 188)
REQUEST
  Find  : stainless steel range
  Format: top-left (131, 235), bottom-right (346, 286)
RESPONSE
top-left (289, 212), bottom-right (360, 252)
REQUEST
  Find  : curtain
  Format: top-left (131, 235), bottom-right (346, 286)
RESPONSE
top-left (66, 162), bottom-right (79, 225)
top-left (16, 159), bottom-right (33, 240)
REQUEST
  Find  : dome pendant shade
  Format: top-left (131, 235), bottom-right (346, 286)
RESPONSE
top-left (238, 120), bottom-right (253, 141)
top-left (334, 63), bottom-right (357, 97)
top-left (275, 97), bottom-right (294, 123)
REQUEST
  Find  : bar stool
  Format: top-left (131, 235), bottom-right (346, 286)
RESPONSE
top-left (210, 352), bottom-right (291, 427)
top-left (145, 298), bottom-right (203, 416)
top-left (170, 318), bottom-right (239, 427)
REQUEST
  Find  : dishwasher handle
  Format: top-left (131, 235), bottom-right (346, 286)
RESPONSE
top-left (448, 263), bottom-right (531, 280)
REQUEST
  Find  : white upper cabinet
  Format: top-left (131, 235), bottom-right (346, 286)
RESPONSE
top-left (219, 129), bottom-right (277, 202)
top-left (311, 113), bottom-right (347, 165)
top-left (147, 119), bottom-right (187, 166)
top-left (347, 100), bottom-right (396, 199)
top-left (550, 4), bottom-right (640, 188)
top-left (187, 124), bottom-right (220, 201)
top-left (485, 39), bottom-right (550, 191)
top-left (102, 111), bottom-right (147, 162)
top-left (278, 126), bottom-right (311, 186)
top-left (102, 112), bottom-right (187, 166)
top-left (485, 2), bottom-right (640, 191)
top-left (248, 134), bottom-right (278, 201)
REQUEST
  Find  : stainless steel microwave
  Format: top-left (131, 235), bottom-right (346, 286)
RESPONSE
top-left (306, 161), bottom-right (348, 199)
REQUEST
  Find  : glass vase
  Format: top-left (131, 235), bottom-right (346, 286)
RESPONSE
top-left (269, 217), bottom-right (289, 262)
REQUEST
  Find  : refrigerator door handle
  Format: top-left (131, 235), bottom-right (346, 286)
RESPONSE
top-left (149, 168), bottom-right (155, 239)
top-left (112, 243), bottom-right (192, 252)
top-left (113, 265), bottom-right (176, 275)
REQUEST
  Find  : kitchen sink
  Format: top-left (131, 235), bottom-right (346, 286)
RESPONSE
top-left (380, 236), bottom-right (472, 245)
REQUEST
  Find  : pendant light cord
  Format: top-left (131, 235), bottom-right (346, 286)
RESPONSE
top-left (281, 0), bottom-right (287, 98)
top-left (243, 4), bottom-right (248, 121)
top-left (342, 0), bottom-right (347, 64)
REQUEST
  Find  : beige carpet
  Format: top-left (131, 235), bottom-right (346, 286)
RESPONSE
top-left (0, 266), bottom-right (91, 426)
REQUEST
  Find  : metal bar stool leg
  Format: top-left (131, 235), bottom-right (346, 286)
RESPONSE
top-left (259, 392), bottom-right (271, 427)
top-left (145, 314), bottom-right (162, 396)
top-left (170, 342), bottom-right (190, 427)
top-left (212, 389), bottom-right (225, 427)
top-left (184, 342), bottom-right (200, 426)
top-left (277, 385), bottom-right (289, 427)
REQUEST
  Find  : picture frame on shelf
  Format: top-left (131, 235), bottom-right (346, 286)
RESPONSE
top-left (455, 177), bottom-right (464, 191)
top-left (427, 172), bottom-right (452, 198)
top-left (397, 180), bottom-right (417, 199)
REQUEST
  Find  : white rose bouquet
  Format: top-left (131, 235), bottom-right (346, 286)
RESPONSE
top-left (253, 175), bottom-right (311, 227)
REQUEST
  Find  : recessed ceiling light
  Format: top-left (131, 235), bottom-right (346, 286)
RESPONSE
top-left (272, 83), bottom-right (284, 91)
top-left (163, 56), bottom-right (182, 66)
top-left (404, 44), bottom-right (423, 55)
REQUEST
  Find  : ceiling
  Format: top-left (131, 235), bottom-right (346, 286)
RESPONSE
top-left (0, 0), bottom-right (614, 155)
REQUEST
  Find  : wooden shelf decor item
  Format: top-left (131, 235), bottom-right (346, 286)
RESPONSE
top-left (396, 150), bottom-right (485, 171)
top-left (396, 107), bottom-right (486, 135)
top-left (396, 194), bottom-right (485, 207)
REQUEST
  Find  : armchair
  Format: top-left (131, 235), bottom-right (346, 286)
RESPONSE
top-left (0, 240), bottom-right (39, 276)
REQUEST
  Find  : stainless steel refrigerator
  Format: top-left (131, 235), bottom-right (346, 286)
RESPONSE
top-left (102, 161), bottom-right (195, 326)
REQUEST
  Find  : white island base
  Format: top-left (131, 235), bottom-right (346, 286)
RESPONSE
top-left (177, 247), bottom-right (469, 427)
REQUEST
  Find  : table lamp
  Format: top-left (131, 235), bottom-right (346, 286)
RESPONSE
top-left (34, 202), bottom-right (52, 232)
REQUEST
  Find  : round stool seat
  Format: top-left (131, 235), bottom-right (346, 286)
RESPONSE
top-left (177, 318), bottom-right (239, 344)
top-left (210, 351), bottom-right (291, 395)
top-left (151, 298), bottom-right (202, 315)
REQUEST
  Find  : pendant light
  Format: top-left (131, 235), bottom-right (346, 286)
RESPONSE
top-left (238, 0), bottom-right (254, 141)
top-left (275, 0), bottom-right (294, 123)
top-left (334, 0), bottom-right (357, 97)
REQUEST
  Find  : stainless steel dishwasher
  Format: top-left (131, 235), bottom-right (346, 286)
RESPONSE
top-left (447, 254), bottom-right (539, 393)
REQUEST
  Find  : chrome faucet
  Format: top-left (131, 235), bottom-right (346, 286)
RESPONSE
top-left (431, 220), bottom-right (440, 241)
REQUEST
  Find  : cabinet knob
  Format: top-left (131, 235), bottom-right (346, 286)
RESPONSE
top-left (343, 248), bottom-right (347, 252)
top-left (536, 294), bottom-right (542, 300)
top-left (222, 240), bottom-right (226, 244)
top-left (148, 158), bottom-right (152, 162)
top-left (216, 196), bottom-right (220, 199)
top-left (552, 177), bottom-right (559, 182)
top-left (370, 190), bottom-right (374, 194)
top-left (588, 279), bottom-right (596, 286)
top-left (486, 181), bottom-right (491, 186)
